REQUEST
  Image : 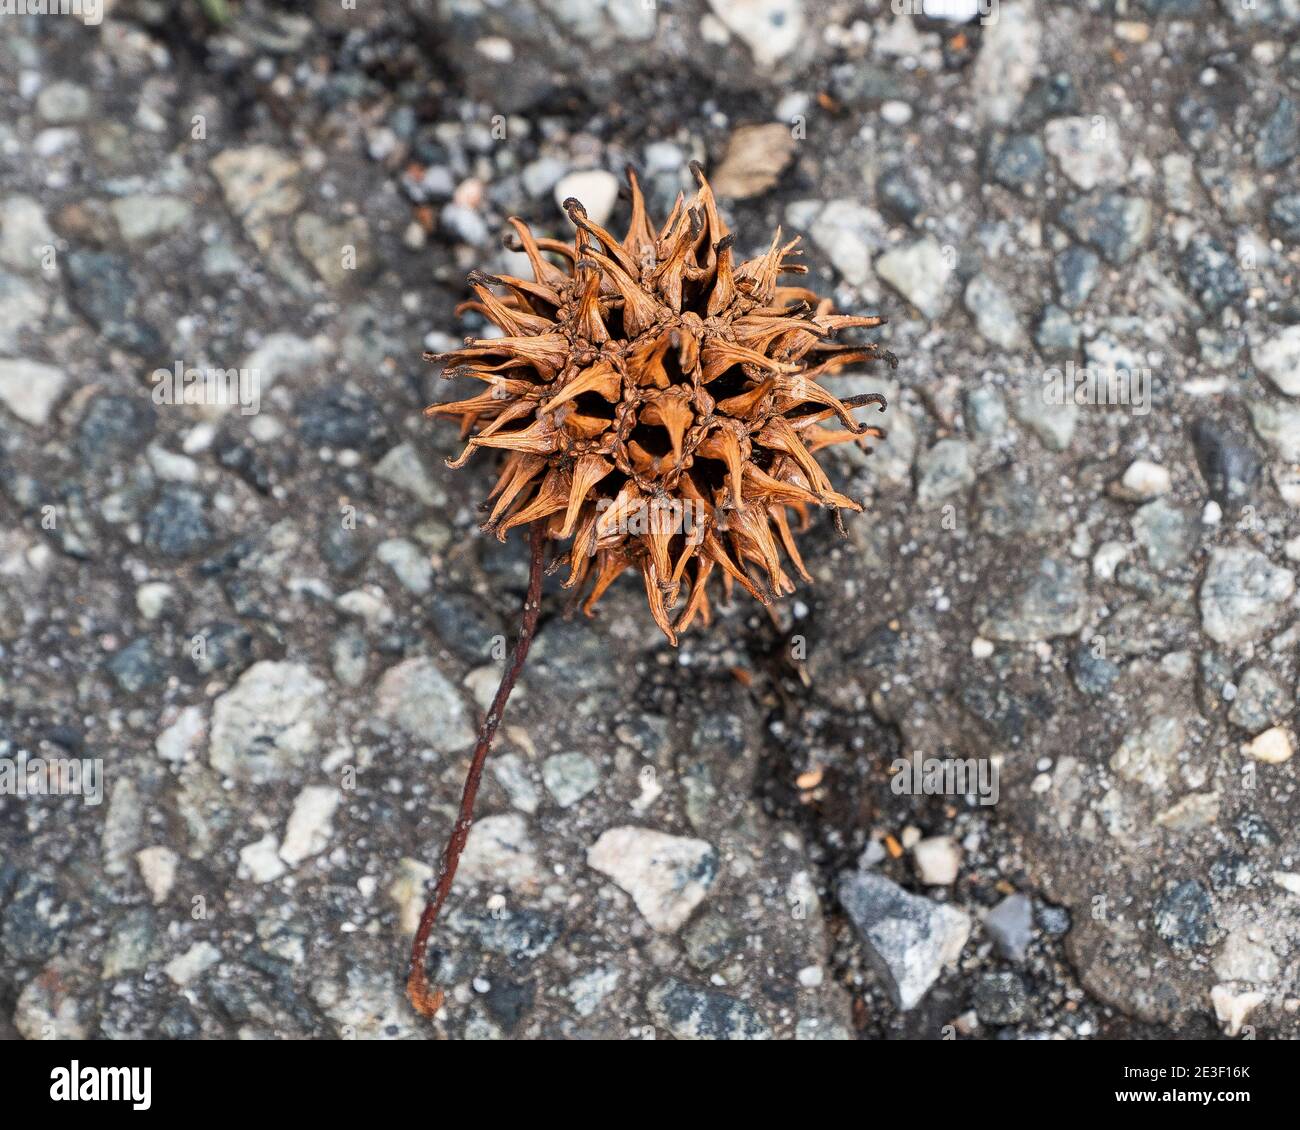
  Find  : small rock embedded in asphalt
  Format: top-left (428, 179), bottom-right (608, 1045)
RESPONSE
top-left (978, 555), bottom-right (1088, 642)
top-left (1070, 644), bottom-right (1120, 697)
top-left (913, 835), bottom-right (962, 886)
top-left (587, 826), bottom-right (718, 933)
top-left (1058, 191), bottom-right (1153, 263)
top-left (541, 751), bottom-right (600, 808)
top-left (964, 273), bottom-right (1025, 351)
top-left (810, 199), bottom-right (882, 287)
top-left (646, 977), bottom-right (772, 1041)
top-left (1199, 546), bottom-right (1296, 646)
top-left (1243, 727), bottom-right (1293, 765)
top-left (374, 656), bottom-right (475, 753)
top-left (984, 893), bottom-right (1035, 963)
top-left (106, 638), bottom-right (164, 695)
top-left (1191, 418), bottom-right (1260, 506)
top-left (144, 488), bottom-right (214, 558)
top-left (0, 358), bottom-right (68, 426)
top-left (916, 437), bottom-right (974, 508)
top-left (1117, 459), bottom-right (1171, 501)
top-left (987, 133), bottom-right (1046, 193)
top-left (875, 237), bottom-right (951, 320)
top-left (1044, 116), bottom-right (1128, 190)
top-left (837, 870), bottom-right (971, 1011)
top-left (1132, 498), bottom-right (1194, 571)
top-left (972, 970), bottom-right (1030, 1025)
top-left (209, 661), bottom-right (329, 783)
top-left (1228, 668), bottom-right (1288, 732)
top-left (456, 813), bottom-right (542, 891)
top-left (1252, 324), bottom-right (1300, 397)
top-left (1179, 233), bottom-right (1247, 314)
top-left (1153, 879), bottom-right (1218, 952)
top-left (1034, 303), bottom-right (1081, 352)
top-left (1054, 244), bottom-right (1101, 310)
top-left (373, 441), bottom-right (446, 507)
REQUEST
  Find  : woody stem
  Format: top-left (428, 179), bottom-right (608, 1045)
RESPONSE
top-left (405, 520), bottom-right (548, 1018)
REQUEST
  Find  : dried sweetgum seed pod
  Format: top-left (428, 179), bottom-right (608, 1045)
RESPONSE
top-left (407, 165), bottom-right (896, 1020)
top-left (425, 162), bottom-right (895, 644)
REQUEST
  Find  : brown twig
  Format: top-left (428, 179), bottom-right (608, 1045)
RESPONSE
top-left (406, 520), bottom-right (548, 1018)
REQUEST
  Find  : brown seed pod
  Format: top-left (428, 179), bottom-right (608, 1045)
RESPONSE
top-left (407, 164), bottom-right (896, 1021)
top-left (425, 162), bottom-right (895, 644)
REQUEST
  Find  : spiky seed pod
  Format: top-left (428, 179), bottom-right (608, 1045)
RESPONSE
top-left (426, 163), bottom-right (894, 644)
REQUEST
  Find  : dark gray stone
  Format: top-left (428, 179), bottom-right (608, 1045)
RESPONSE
top-left (1153, 880), bottom-right (1217, 952)
top-left (1020, 73), bottom-right (1080, 124)
top-left (988, 134), bottom-right (1046, 193)
top-left (972, 970), bottom-right (1030, 1025)
top-left (1054, 245), bottom-right (1101, 310)
top-left (1173, 95), bottom-right (1218, 151)
top-left (978, 556), bottom-right (1089, 642)
top-left (1179, 233), bottom-right (1247, 314)
top-left (1036, 903), bottom-right (1072, 937)
top-left (1191, 418), bottom-right (1260, 506)
top-left (1070, 645), bottom-right (1120, 697)
top-left (144, 488), bottom-right (214, 558)
top-left (319, 521), bottom-right (370, 576)
top-left (76, 394), bottom-right (156, 469)
top-left (876, 166), bottom-right (925, 225)
top-left (65, 251), bottom-right (161, 354)
top-left (1035, 304), bottom-right (1081, 352)
top-left (1058, 192), bottom-right (1153, 264)
top-left (837, 871), bottom-right (971, 1011)
top-left (975, 467), bottom-right (1062, 538)
top-left (295, 388), bottom-right (388, 453)
top-left (984, 893), bottom-right (1034, 963)
top-left (1268, 193), bottom-right (1300, 242)
top-left (646, 977), bottom-right (771, 1040)
top-left (1228, 667), bottom-right (1289, 733)
top-left (426, 589), bottom-right (506, 665)
top-left (481, 978), bottom-right (535, 1033)
top-left (106, 638), bottom-right (164, 694)
top-left (1, 875), bottom-right (80, 963)
top-left (189, 622), bottom-right (255, 677)
top-left (1256, 95), bottom-right (1298, 170)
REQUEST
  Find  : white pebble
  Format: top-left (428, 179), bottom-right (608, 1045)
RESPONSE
top-left (239, 834), bottom-right (288, 883)
top-left (913, 835), bottom-right (961, 885)
top-left (1244, 727), bottom-right (1293, 765)
top-left (135, 846), bottom-right (178, 904)
top-left (554, 169), bottom-right (619, 229)
top-left (135, 582), bottom-right (175, 620)
top-left (881, 100), bottom-right (913, 125)
top-left (1118, 459), bottom-right (1171, 500)
top-left (279, 786), bottom-right (341, 867)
